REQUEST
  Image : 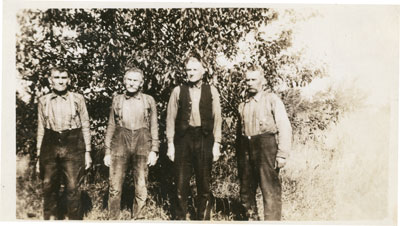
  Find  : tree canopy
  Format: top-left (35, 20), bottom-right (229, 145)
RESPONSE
top-left (16, 8), bottom-right (335, 179)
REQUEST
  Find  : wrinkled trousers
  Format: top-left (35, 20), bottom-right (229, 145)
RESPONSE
top-left (174, 126), bottom-right (214, 220)
top-left (237, 132), bottom-right (282, 220)
top-left (40, 128), bottom-right (85, 220)
top-left (108, 127), bottom-right (151, 220)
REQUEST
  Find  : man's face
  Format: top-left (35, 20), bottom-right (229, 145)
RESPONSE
top-left (50, 70), bottom-right (70, 92)
top-left (185, 59), bottom-right (205, 83)
top-left (124, 71), bottom-right (143, 93)
top-left (245, 70), bottom-right (264, 94)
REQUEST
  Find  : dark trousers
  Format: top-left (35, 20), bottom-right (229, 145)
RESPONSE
top-left (237, 133), bottom-right (282, 220)
top-left (174, 126), bottom-right (214, 220)
top-left (108, 127), bottom-right (150, 220)
top-left (39, 128), bottom-right (85, 220)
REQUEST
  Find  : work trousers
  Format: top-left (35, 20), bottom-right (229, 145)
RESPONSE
top-left (237, 132), bottom-right (282, 220)
top-left (40, 128), bottom-right (85, 220)
top-left (174, 126), bottom-right (214, 220)
top-left (108, 127), bottom-right (150, 220)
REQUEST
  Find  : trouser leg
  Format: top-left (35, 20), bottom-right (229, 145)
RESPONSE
top-left (41, 161), bottom-right (60, 220)
top-left (257, 134), bottom-right (281, 220)
top-left (237, 136), bottom-right (258, 218)
top-left (131, 128), bottom-right (152, 219)
top-left (108, 155), bottom-right (128, 220)
top-left (108, 128), bottom-right (129, 220)
top-left (132, 155), bottom-right (148, 219)
top-left (193, 131), bottom-right (213, 220)
top-left (174, 132), bottom-right (193, 220)
top-left (62, 154), bottom-right (84, 220)
top-left (61, 129), bottom-right (86, 220)
top-left (40, 130), bottom-right (60, 220)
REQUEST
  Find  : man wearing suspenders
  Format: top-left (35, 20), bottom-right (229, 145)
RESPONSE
top-left (103, 67), bottom-right (159, 220)
top-left (166, 55), bottom-right (222, 220)
top-left (36, 67), bottom-right (92, 220)
top-left (237, 66), bottom-right (292, 220)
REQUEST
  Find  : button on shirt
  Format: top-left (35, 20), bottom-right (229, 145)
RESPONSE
top-left (37, 91), bottom-right (91, 152)
top-left (104, 92), bottom-right (159, 154)
top-left (166, 82), bottom-right (222, 144)
top-left (239, 91), bottom-right (292, 158)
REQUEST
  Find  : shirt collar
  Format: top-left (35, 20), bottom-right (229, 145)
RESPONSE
top-left (124, 91), bottom-right (141, 100)
top-left (50, 91), bottom-right (70, 100)
top-left (190, 80), bottom-right (203, 89)
top-left (245, 91), bottom-right (263, 103)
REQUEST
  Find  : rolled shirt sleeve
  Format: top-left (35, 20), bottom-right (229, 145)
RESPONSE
top-left (77, 94), bottom-right (92, 152)
top-left (148, 96), bottom-right (160, 153)
top-left (210, 86), bottom-right (222, 143)
top-left (166, 87), bottom-right (180, 144)
top-left (271, 94), bottom-right (292, 159)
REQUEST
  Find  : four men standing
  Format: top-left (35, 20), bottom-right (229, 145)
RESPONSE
top-left (36, 62), bottom-right (291, 221)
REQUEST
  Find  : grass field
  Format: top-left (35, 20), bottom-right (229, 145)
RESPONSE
top-left (16, 105), bottom-right (393, 221)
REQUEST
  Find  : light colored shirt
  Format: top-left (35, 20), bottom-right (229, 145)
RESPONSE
top-left (104, 92), bottom-right (159, 154)
top-left (239, 91), bottom-right (292, 158)
top-left (37, 91), bottom-right (91, 153)
top-left (166, 82), bottom-right (222, 144)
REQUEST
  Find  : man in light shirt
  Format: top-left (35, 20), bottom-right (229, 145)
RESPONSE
top-left (237, 65), bottom-right (292, 220)
top-left (166, 55), bottom-right (222, 220)
top-left (103, 67), bottom-right (159, 220)
top-left (36, 67), bottom-right (92, 220)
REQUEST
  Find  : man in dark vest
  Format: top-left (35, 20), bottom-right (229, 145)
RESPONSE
top-left (166, 55), bottom-right (222, 220)
top-left (36, 67), bottom-right (92, 220)
top-left (103, 67), bottom-right (159, 220)
top-left (237, 65), bottom-right (292, 220)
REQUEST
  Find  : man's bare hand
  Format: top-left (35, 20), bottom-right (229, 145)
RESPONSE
top-left (36, 158), bottom-right (40, 174)
top-left (212, 142), bottom-right (221, 162)
top-left (275, 157), bottom-right (286, 169)
top-left (103, 154), bottom-right (111, 167)
top-left (147, 151), bottom-right (158, 166)
top-left (85, 152), bottom-right (92, 170)
top-left (167, 143), bottom-right (175, 162)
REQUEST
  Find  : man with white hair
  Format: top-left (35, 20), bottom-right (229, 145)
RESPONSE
top-left (237, 65), bottom-right (292, 220)
top-left (166, 55), bottom-right (222, 220)
top-left (104, 67), bottom-right (159, 220)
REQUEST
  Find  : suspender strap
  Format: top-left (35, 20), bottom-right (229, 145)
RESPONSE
top-left (118, 95), bottom-right (124, 127)
top-left (44, 94), bottom-right (52, 129)
top-left (44, 92), bottom-right (79, 130)
top-left (69, 92), bottom-right (75, 129)
top-left (115, 93), bottom-right (151, 128)
top-left (142, 93), bottom-right (151, 128)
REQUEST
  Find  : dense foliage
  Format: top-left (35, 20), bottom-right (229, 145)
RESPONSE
top-left (16, 8), bottom-right (339, 219)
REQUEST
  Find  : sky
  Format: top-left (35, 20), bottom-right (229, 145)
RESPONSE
top-left (290, 6), bottom-right (398, 109)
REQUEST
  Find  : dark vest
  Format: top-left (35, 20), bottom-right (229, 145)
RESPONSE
top-left (175, 84), bottom-right (214, 137)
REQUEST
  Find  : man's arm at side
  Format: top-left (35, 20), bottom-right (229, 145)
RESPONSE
top-left (166, 86), bottom-right (180, 144)
top-left (36, 97), bottom-right (45, 156)
top-left (271, 94), bottom-right (292, 159)
top-left (104, 96), bottom-right (117, 156)
top-left (149, 96), bottom-right (159, 153)
top-left (78, 94), bottom-right (92, 152)
top-left (211, 86), bottom-right (222, 143)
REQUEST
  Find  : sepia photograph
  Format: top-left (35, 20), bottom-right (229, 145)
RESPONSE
top-left (1, 1), bottom-right (398, 224)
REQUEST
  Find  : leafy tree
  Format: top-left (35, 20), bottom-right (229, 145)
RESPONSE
top-left (16, 8), bottom-right (337, 209)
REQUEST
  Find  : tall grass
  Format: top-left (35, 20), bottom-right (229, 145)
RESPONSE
top-left (16, 105), bottom-right (392, 221)
top-left (280, 104), bottom-right (391, 221)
